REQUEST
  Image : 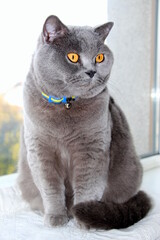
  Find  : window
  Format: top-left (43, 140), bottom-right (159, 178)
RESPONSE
top-left (0, 0), bottom-right (159, 176)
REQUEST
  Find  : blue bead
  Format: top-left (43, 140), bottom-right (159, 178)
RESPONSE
top-left (62, 97), bottom-right (67, 104)
top-left (48, 96), bottom-right (53, 103)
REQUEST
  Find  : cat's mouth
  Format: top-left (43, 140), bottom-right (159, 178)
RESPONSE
top-left (68, 81), bottom-right (106, 99)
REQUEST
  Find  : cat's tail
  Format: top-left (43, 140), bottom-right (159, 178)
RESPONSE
top-left (72, 191), bottom-right (151, 229)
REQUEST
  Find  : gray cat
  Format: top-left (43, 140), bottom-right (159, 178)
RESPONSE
top-left (17, 15), bottom-right (151, 230)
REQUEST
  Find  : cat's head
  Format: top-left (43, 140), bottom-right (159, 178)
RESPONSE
top-left (33, 15), bottom-right (114, 99)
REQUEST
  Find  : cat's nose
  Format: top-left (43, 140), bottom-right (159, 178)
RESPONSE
top-left (85, 70), bottom-right (96, 78)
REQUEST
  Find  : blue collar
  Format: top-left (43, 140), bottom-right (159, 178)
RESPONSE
top-left (42, 92), bottom-right (76, 109)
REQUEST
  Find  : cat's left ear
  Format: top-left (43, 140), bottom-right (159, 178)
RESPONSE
top-left (43, 15), bottom-right (69, 43)
top-left (94, 22), bottom-right (114, 41)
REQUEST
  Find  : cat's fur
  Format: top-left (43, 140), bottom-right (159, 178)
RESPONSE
top-left (17, 15), bottom-right (151, 229)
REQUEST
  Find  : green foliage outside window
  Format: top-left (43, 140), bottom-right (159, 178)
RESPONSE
top-left (0, 95), bottom-right (22, 176)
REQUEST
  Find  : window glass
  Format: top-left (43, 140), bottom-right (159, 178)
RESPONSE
top-left (0, 96), bottom-right (22, 175)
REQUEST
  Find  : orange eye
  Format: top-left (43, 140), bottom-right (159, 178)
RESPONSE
top-left (96, 53), bottom-right (104, 63)
top-left (67, 53), bottom-right (79, 63)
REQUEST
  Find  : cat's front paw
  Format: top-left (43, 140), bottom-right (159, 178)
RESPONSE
top-left (44, 213), bottom-right (69, 227)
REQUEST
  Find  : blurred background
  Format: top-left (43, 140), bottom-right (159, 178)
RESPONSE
top-left (0, 0), bottom-right (159, 175)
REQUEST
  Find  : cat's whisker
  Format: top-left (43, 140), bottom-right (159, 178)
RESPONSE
top-left (68, 78), bottom-right (82, 84)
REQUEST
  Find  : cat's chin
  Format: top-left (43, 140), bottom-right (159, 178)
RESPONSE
top-left (75, 85), bottom-right (107, 99)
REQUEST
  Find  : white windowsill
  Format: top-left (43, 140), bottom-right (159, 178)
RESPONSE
top-left (0, 155), bottom-right (159, 240)
top-left (141, 154), bottom-right (160, 172)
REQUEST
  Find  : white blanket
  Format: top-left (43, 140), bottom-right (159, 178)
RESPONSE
top-left (0, 164), bottom-right (160, 240)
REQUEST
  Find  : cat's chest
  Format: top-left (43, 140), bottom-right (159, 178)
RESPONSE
top-left (29, 103), bottom-right (107, 142)
top-left (41, 102), bottom-right (106, 136)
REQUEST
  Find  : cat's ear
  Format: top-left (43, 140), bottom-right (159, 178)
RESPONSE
top-left (43, 15), bottom-right (69, 43)
top-left (94, 22), bottom-right (114, 41)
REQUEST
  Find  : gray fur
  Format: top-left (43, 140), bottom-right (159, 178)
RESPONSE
top-left (17, 15), bottom-right (151, 229)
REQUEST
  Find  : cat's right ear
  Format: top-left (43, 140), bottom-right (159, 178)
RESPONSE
top-left (43, 15), bottom-right (69, 43)
top-left (94, 22), bottom-right (114, 41)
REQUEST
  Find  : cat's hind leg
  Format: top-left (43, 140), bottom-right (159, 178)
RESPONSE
top-left (72, 99), bottom-right (151, 230)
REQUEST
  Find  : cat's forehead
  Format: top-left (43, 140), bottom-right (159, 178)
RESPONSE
top-left (68, 26), bottom-right (100, 53)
